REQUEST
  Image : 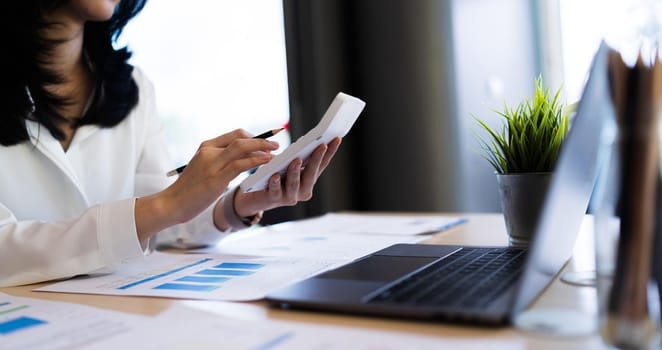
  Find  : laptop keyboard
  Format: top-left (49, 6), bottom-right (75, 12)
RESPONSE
top-left (367, 247), bottom-right (526, 309)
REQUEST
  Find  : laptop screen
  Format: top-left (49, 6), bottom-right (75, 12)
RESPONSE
top-left (512, 42), bottom-right (614, 314)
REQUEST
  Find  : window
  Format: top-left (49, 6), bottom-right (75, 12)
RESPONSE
top-left (559, 0), bottom-right (661, 102)
top-left (119, 0), bottom-right (291, 166)
top-left (558, 0), bottom-right (606, 103)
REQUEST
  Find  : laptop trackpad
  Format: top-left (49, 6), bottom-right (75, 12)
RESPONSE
top-left (317, 256), bottom-right (437, 282)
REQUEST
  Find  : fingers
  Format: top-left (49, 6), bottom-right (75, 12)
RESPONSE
top-left (232, 137), bottom-right (343, 216)
top-left (200, 129), bottom-right (253, 148)
top-left (217, 138), bottom-right (279, 162)
top-left (194, 128), bottom-right (279, 178)
top-left (262, 158), bottom-right (305, 207)
top-left (318, 137), bottom-right (341, 173)
top-left (178, 133), bottom-right (279, 194)
top-left (298, 144), bottom-right (326, 198)
top-left (282, 158), bottom-right (303, 204)
top-left (195, 136), bottom-right (278, 179)
top-left (267, 174), bottom-right (282, 201)
top-left (203, 132), bottom-right (279, 160)
top-left (217, 153), bottom-right (275, 185)
top-left (268, 138), bottom-right (341, 203)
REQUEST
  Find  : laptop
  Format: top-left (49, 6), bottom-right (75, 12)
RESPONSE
top-left (266, 42), bottom-right (614, 325)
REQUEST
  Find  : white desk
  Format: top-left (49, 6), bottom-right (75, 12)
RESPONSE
top-left (1, 214), bottom-right (605, 349)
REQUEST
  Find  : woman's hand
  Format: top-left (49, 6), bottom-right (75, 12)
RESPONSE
top-left (231, 137), bottom-right (342, 218)
top-left (135, 129), bottom-right (279, 243)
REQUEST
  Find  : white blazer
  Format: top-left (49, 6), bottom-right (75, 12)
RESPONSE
top-left (0, 69), bottom-right (229, 287)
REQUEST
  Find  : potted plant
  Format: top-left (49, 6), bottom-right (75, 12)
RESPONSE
top-left (474, 76), bottom-right (570, 246)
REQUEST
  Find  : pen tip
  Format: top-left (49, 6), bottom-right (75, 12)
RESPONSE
top-left (166, 170), bottom-right (178, 177)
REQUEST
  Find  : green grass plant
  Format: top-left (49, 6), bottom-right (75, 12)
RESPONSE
top-left (474, 76), bottom-right (569, 174)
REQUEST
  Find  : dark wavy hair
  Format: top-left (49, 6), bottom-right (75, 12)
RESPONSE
top-left (0, 0), bottom-right (147, 146)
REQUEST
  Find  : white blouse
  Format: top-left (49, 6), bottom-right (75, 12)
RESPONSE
top-left (0, 69), bottom-right (229, 287)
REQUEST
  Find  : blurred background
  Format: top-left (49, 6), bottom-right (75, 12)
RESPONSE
top-left (119, 0), bottom-right (627, 222)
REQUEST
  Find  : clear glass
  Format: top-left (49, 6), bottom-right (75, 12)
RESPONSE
top-left (593, 134), bottom-right (661, 349)
top-left (592, 56), bottom-right (662, 350)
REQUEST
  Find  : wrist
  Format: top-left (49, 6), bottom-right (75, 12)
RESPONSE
top-left (135, 193), bottom-right (176, 243)
top-left (218, 187), bottom-right (262, 231)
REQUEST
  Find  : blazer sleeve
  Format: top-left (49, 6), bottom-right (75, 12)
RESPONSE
top-left (0, 199), bottom-right (144, 287)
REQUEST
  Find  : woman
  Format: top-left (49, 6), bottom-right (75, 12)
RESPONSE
top-left (0, 0), bottom-right (341, 287)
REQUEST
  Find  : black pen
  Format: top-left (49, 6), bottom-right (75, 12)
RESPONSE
top-left (166, 127), bottom-right (285, 177)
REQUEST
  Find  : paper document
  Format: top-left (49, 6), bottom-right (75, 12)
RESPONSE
top-left (192, 212), bottom-right (463, 259)
top-left (0, 292), bottom-right (147, 350)
top-left (270, 213), bottom-right (468, 235)
top-left (196, 226), bottom-right (426, 259)
top-left (37, 214), bottom-right (465, 302)
top-left (36, 252), bottom-right (342, 301)
top-left (85, 302), bottom-right (526, 350)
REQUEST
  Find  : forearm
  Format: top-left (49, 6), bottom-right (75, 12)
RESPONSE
top-left (136, 186), bottom-right (261, 246)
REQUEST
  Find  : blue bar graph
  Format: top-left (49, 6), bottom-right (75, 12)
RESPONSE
top-left (0, 316), bottom-right (47, 335)
top-left (176, 276), bottom-right (230, 283)
top-left (153, 283), bottom-right (219, 292)
top-left (214, 262), bottom-right (264, 270)
top-left (117, 258), bottom-right (213, 290)
top-left (197, 269), bottom-right (255, 276)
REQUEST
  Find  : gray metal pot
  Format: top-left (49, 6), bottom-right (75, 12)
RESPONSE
top-left (496, 172), bottom-right (552, 247)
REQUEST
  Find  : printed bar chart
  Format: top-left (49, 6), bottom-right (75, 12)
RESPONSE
top-left (196, 269), bottom-right (256, 277)
top-left (176, 276), bottom-right (230, 283)
top-left (151, 262), bottom-right (265, 292)
top-left (153, 283), bottom-right (219, 292)
top-left (0, 302), bottom-right (47, 336)
top-left (1, 292), bottom-right (148, 349)
top-left (0, 316), bottom-right (47, 335)
top-left (36, 252), bottom-right (342, 301)
top-left (214, 262), bottom-right (264, 269)
top-left (117, 258), bottom-right (213, 290)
